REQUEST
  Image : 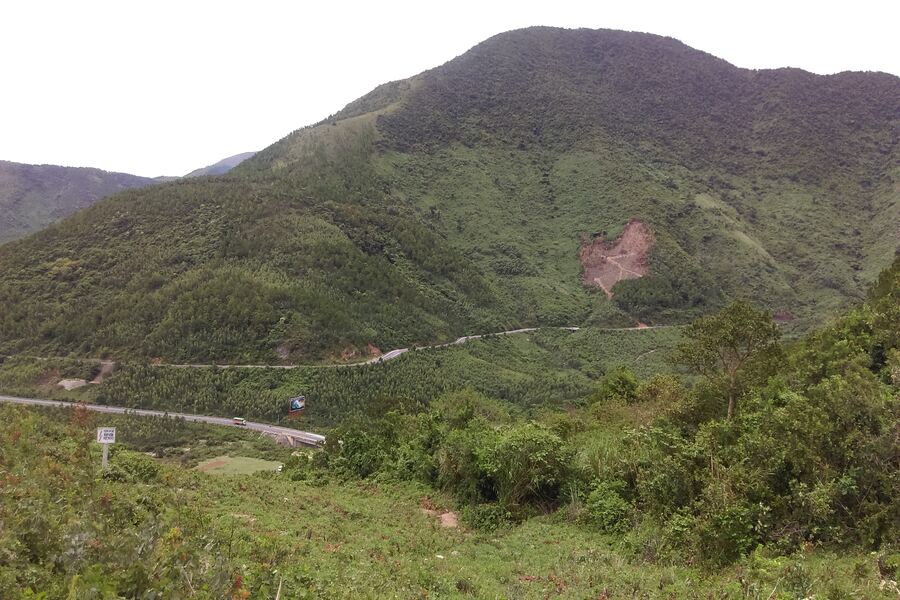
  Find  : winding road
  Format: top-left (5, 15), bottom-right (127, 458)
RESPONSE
top-left (0, 395), bottom-right (326, 447)
top-left (0, 325), bottom-right (674, 446)
top-left (161, 325), bottom-right (668, 369)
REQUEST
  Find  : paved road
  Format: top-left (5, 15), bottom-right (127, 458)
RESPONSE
top-left (0, 395), bottom-right (326, 447)
top-left (161, 325), bottom-right (669, 369)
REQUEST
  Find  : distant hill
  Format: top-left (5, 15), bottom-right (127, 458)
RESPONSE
top-left (185, 152), bottom-right (256, 177)
top-left (0, 27), bottom-right (896, 363)
top-left (0, 161), bottom-right (161, 243)
top-left (0, 152), bottom-right (256, 242)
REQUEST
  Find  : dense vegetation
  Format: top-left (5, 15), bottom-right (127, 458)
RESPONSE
top-left (1, 28), bottom-right (897, 362)
top-left (286, 258), bottom-right (899, 566)
top-left (0, 327), bottom-right (682, 428)
top-left (0, 160), bottom-right (159, 243)
top-left (0, 259), bottom-right (900, 598)
top-left (1, 259), bottom-right (898, 596)
top-left (3, 407), bottom-right (895, 599)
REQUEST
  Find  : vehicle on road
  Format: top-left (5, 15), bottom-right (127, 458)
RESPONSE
top-left (232, 417), bottom-right (247, 426)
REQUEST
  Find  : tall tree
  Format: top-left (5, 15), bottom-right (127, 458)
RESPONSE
top-left (675, 301), bottom-right (780, 419)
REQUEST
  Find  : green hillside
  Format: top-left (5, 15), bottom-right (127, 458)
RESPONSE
top-left (0, 160), bottom-right (159, 243)
top-left (0, 27), bottom-right (897, 363)
top-left (2, 258), bottom-right (897, 597)
top-left (184, 151), bottom-right (256, 177)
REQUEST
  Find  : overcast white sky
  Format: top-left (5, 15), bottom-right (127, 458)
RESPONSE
top-left (1, 0), bottom-right (897, 177)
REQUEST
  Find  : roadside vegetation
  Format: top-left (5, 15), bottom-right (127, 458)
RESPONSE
top-left (1, 258), bottom-right (897, 597)
top-left (0, 326), bottom-right (682, 428)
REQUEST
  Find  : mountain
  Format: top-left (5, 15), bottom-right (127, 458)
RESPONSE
top-left (0, 152), bottom-right (256, 243)
top-left (184, 152), bottom-right (256, 177)
top-left (0, 27), bottom-right (897, 363)
top-left (0, 160), bottom-right (160, 243)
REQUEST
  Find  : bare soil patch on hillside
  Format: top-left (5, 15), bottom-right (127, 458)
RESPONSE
top-left (420, 497), bottom-right (460, 529)
top-left (580, 220), bottom-right (654, 297)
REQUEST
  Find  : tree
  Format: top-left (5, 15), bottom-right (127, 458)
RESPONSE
top-left (675, 300), bottom-right (780, 419)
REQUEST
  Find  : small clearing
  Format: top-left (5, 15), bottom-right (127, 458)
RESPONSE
top-left (195, 455), bottom-right (282, 475)
top-left (57, 379), bottom-right (87, 390)
top-left (580, 220), bottom-right (654, 297)
top-left (90, 360), bottom-right (115, 384)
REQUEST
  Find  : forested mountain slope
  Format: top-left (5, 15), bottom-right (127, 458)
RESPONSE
top-left (0, 160), bottom-right (158, 243)
top-left (0, 27), bottom-right (897, 363)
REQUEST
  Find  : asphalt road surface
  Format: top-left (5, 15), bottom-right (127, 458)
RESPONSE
top-left (0, 395), bottom-right (326, 446)
top-left (161, 325), bottom-right (670, 369)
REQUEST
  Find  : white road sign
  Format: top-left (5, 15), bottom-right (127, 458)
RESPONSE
top-left (96, 427), bottom-right (116, 444)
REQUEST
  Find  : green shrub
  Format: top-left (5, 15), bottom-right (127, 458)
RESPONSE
top-left (586, 481), bottom-right (631, 533)
top-left (698, 503), bottom-right (758, 566)
top-left (591, 366), bottom-right (639, 404)
top-left (104, 450), bottom-right (160, 483)
top-left (436, 423), bottom-right (493, 503)
top-left (476, 422), bottom-right (573, 509)
top-left (636, 373), bottom-right (685, 405)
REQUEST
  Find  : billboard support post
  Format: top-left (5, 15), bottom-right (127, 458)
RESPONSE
top-left (96, 427), bottom-right (116, 469)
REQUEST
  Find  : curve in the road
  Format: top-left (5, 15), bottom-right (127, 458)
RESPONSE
top-left (0, 395), bottom-right (326, 447)
top-left (159, 325), bottom-right (672, 370)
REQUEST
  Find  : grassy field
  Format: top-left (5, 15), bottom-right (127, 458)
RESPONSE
top-left (2, 404), bottom-right (897, 598)
top-left (195, 455), bottom-right (283, 475)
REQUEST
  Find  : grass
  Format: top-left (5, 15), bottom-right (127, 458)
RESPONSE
top-left (195, 455), bottom-right (282, 475)
top-left (3, 404), bottom-right (896, 598)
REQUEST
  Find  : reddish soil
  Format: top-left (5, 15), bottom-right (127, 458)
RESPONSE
top-left (340, 344), bottom-right (382, 361)
top-left (420, 497), bottom-right (460, 528)
top-left (90, 360), bottom-right (115, 384)
top-left (579, 220), bottom-right (655, 297)
top-left (196, 459), bottom-right (227, 471)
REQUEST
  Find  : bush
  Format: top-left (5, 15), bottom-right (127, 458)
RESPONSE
top-left (476, 423), bottom-right (573, 509)
top-left (698, 503), bottom-right (759, 566)
top-left (436, 423), bottom-right (494, 503)
top-left (591, 367), bottom-right (639, 404)
top-left (636, 373), bottom-right (685, 405)
top-left (586, 481), bottom-right (631, 533)
top-left (104, 450), bottom-right (160, 483)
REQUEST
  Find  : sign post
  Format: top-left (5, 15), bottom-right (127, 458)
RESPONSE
top-left (96, 427), bottom-right (116, 468)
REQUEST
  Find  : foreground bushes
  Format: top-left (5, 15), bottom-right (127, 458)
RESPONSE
top-left (299, 261), bottom-right (900, 565)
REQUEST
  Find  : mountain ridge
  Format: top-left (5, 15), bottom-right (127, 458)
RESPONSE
top-left (0, 151), bottom-right (257, 242)
top-left (0, 27), bottom-right (897, 362)
top-left (185, 151), bottom-right (256, 177)
top-left (0, 160), bottom-right (160, 243)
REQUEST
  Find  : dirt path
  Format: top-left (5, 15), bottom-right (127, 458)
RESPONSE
top-left (633, 349), bottom-right (658, 362)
